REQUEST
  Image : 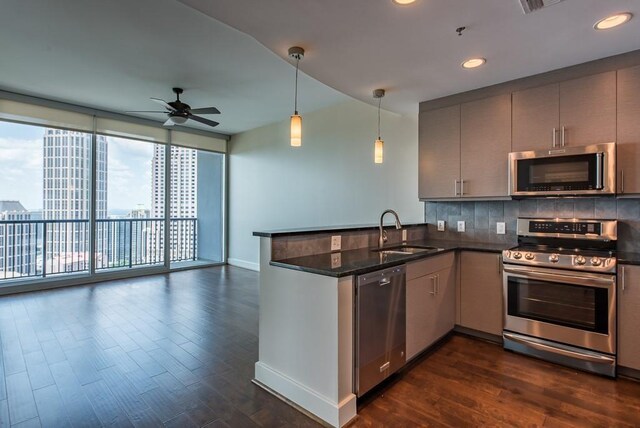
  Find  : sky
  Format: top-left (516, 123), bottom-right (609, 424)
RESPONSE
top-left (0, 121), bottom-right (156, 213)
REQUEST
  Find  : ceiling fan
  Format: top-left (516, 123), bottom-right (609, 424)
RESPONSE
top-left (128, 87), bottom-right (221, 128)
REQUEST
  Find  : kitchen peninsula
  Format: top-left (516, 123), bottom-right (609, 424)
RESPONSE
top-left (252, 223), bottom-right (510, 427)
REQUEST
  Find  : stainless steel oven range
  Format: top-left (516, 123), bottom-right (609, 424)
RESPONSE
top-left (502, 218), bottom-right (617, 377)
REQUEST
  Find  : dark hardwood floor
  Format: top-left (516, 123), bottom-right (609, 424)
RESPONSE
top-left (0, 266), bottom-right (639, 427)
top-left (354, 335), bottom-right (640, 427)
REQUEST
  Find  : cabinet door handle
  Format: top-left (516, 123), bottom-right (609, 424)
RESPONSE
top-left (454, 179), bottom-right (460, 196)
top-left (561, 126), bottom-right (566, 147)
top-left (621, 170), bottom-right (625, 194)
top-left (552, 128), bottom-right (557, 148)
top-left (435, 274), bottom-right (440, 294)
top-left (622, 266), bottom-right (625, 292)
top-left (460, 179), bottom-right (466, 196)
top-left (497, 255), bottom-right (502, 274)
top-left (429, 276), bottom-right (436, 295)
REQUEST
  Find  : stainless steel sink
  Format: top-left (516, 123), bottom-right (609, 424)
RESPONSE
top-left (372, 245), bottom-right (443, 255)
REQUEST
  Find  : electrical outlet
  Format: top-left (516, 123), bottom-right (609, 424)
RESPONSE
top-left (457, 221), bottom-right (466, 232)
top-left (496, 222), bottom-right (506, 235)
top-left (437, 220), bottom-right (446, 232)
top-left (331, 235), bottom-right (341, 252)
top-left (402, 229), bottom-right (408, 241)
top-left (331, 253), bottom-right (342, 269)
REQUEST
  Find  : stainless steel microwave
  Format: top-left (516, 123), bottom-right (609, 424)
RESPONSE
top-left (509, 142), bottom-right (616, 197)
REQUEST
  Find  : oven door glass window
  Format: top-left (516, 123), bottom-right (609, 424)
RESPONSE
top-left (516, 154), bottom-right (600, 192)
top-left (507, 276), bottom-right (609, 334)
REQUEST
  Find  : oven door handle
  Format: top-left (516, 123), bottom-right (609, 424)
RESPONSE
top-left (503, 332), bottom-right (616, 366)
top-left (503, 265), bottom-right (615, 288)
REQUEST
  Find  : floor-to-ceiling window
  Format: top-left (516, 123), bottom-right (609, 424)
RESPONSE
top-left (169, 146), bottom-right (224, 267)
top-left (94, 136), bottom-right (166, 271)
top-left (0, 122), bottom-right (93, 280)
top-left (0, 97), bottom-right (227, 288)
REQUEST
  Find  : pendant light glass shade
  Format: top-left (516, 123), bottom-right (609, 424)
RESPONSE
top-left (288, 47), bottom-right (304, 147)
top-left (290, 114), bottom-right (302, 147)
top-left (374, 139), bottom-right (384, 164)
top-left (373, 89), bottom-right (385, 164)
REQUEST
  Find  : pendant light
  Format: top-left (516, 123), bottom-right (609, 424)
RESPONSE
top-left (288, 46), bottom-right (305, 147)
top-left (373, 89), bottom-right (385, 164)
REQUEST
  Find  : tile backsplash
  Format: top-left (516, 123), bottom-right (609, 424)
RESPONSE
top-left (271, 226), bottom-right (428, 260)
top-left (424, 198), bottom-right (640, 252)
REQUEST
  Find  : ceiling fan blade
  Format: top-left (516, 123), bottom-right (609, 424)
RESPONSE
top-left (163, 118), bottom-right (175, 127)
top-left (189, 107), bottom-right (220, 115)
top-left (189, 115), bottom-right (219, 128)
top-left (150, 98), bottom-right (175, 111)
top-left (125, 110), bottom-right (167, 113)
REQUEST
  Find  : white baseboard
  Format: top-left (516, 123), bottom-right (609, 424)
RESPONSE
top-left (255, 362), bottom-right (356, 427)
top-left (227, 258), bottom-right (260, 271)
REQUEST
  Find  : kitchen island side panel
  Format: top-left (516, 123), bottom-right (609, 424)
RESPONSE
top-left (255, 237), bottom-right (356, 427)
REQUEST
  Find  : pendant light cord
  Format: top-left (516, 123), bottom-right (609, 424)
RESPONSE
top-left (294, 58), bottom-right (300, 115)
top-left (377, 96), bottom-right (381, 139)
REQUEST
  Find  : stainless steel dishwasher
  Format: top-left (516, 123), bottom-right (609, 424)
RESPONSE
top-left (355, 265), bottom-right (406, 397)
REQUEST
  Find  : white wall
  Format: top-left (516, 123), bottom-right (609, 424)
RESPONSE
top-left (228, 99), bottom-right (423, 269)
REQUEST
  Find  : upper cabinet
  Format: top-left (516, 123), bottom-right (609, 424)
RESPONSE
top-left (617, 65), bottom-right (640, 195)
top-left (512, 83), bottom-right (559, 152)
top-left (512, 72), bottom-right (616, 152)
top-left (559, 71), bottom-right (616, 147)
top-left (460, 94), bottom-right (512, 198)
top-left (418, 105), bottom-right (460, 199)
top-left (418, 95), bottom-right (511, 199)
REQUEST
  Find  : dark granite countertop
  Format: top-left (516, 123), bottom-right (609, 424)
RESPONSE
top-left (618, 251), bottom-right (640, 266)
top-left (270, 239), bottom-right (514, 277)
top-left (253, 223), bottom-right (427, 238)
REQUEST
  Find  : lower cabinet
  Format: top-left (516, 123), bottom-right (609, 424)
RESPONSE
top-left (406, 252), bottom-right (455, 361)
top-left (459, 251), bottom-right (503, 336)
top-left (619, 265), bottom-right (640, 371)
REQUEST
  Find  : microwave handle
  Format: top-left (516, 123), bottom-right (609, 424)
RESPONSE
top-left (595, 152), bottom-right (604, 190)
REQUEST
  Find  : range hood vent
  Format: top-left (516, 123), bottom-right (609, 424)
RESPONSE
top-left (518, 0), bottom-right (565, 14)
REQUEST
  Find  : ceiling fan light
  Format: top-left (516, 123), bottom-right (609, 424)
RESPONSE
top-left (170, 115), bottom-right (188, 125)
top-left (290, 114), bottom-right (302, 147)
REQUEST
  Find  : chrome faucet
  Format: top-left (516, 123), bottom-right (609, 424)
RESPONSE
top-left (379, 209), bottom-right (403, 248)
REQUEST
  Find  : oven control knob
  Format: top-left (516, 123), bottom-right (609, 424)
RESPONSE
top-left (525, 253), bottom-right (535, 260)
top-left (513, 252), bottom-right (522, 260)
top-left (549, 253), bottom-right (560, 263)
top-left (591, 257), bottom-right (602, 266)
top-left (503, 250), bottom-right (511, 258)
top-left (575, 255), bottom-right (586, 266)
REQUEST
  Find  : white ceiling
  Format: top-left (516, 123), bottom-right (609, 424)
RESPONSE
top-left (180, 0), bottom-right (640, 114)
top-left (0, 0), bottom-right (347, 135)
top-left (1, 1), bottom-right (638, 136)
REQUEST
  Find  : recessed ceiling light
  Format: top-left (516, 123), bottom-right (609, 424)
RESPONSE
top-left (392, 0), bottom-right (416, 5)
top-left (594, 13), bottom-right (632, 30)
top-left (461, 58), bottom-right (486, 69)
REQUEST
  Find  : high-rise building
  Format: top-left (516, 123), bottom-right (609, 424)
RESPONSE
top-left (0, 201), bottom-right (36, 278)
top-left (42, 129), bottom-right (107, 273)
top-left (151, 145), bottom-right (197, 261)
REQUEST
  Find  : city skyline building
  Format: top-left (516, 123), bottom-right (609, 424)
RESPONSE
top-left (0, 200), bottom-right (36, 278)
top-left (42, 129), bottom-right (107, 273)
top-left (152, 145), bottom-right (198, 261)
